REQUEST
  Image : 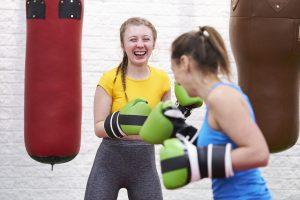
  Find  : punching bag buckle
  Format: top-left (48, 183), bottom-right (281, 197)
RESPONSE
top-left (26, 0), bottom-right (46, 19)
top-left (267, 0), bottom-right (290, 12)
top-left (59, 0), bottom-right (82, 19)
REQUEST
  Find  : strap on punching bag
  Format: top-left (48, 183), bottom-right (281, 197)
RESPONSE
top-left (26, 0), bottom-right (46, 19)
top-left (59, 0), bottom-right (82, 19)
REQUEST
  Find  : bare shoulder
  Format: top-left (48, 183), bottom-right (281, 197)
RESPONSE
top-left (207, 85), bottom-right (251, 122)
top-left (207, 85), bottom-right (241, 108)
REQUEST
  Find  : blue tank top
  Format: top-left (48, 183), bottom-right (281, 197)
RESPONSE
top-left (197, 82), bottom-right (272, 200)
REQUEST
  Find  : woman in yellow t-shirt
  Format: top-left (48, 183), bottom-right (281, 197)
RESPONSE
top-left (84, 17), bottom-right (170, 200)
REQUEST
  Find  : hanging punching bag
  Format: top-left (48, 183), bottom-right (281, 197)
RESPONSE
top-left (25, 0), bottom-right (83, 165)
top-left (229, 0), bottom-right (300, 153)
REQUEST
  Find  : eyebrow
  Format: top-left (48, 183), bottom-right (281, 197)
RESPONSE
top-left (128, 35), bottom-right (152, 39)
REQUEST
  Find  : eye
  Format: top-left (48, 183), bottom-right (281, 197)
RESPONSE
top-left (130, 38), bottom-right (137, 42)
top-left (143, 38), bottom-right (151, 41)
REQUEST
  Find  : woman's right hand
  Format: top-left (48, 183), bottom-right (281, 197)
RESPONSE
top-left (103, 99), bottom-right (151, 139)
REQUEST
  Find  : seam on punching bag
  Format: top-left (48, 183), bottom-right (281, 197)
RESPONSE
top-left (292, 20), bottom-right (300, 54)
top-left (298, 25), bottom-right (300, 41)
top-left (251, 0), bottom-right (255, 17)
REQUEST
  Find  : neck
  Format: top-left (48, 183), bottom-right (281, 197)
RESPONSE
top-left (127, 63), bottom-right (150, 79)
top-left (194, 75), bottom-right (221, 101)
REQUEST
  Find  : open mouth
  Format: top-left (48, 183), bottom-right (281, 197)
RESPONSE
top-left (134, 51), bottom-right (147, 57)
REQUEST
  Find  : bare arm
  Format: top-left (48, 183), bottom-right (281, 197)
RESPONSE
top-left (162, 89), bottom-right (171, 101)
top-left (94, 87), bottom-right (139, 140)
top-left (208, 89), bottom-right (269, 171)
top-left (93, 87), bottom-right (112, 138)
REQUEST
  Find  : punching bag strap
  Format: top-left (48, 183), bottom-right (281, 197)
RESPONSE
top-left (231, 0), bottom-right (240, 11)
top-left (59, 0), bottom-right (82, 20)
top-left (26, 0), bottom-right (46, 19)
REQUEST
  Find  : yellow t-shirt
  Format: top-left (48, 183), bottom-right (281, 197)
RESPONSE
top-left (98, 66), bottom-right (171, 113)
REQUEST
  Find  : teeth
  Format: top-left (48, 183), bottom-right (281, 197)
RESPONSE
top-left (134, 51), bottom-right (146, 56)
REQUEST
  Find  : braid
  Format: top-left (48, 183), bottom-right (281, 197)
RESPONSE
top-left (121, 57), bottom-right (128, 101)
top-left (113, 65), bottom-right (121, 83)
top-left (113, 53), bottom-right (129, 102)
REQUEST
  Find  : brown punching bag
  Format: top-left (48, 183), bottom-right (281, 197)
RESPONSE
top-left (25, 0), bottom-right (83, 166)
top-left (229, 0), bottom-right (300, 153)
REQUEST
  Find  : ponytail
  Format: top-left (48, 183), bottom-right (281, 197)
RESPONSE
top-left (171, 26), bottom-right (231, 80)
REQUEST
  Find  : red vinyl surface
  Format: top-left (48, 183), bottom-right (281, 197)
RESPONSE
top-left (25, 0), bottom-right (83, 160)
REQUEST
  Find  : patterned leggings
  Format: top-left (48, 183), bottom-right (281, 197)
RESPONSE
top-left (84, 139), bottom-right (163, 200)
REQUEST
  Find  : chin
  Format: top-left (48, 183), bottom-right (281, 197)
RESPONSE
top-left (184, 86), bottom-right (197, 97)
top-left (133, 62), bottom-right (147, 67)
top-left (190, 92), bottom-right (198, 97)
top-left (187, 90), bottom-right (196, 97)
top-left (179, 83), bottom-right (192, 96)
top-left (133, 59), bottom-right (149, 66)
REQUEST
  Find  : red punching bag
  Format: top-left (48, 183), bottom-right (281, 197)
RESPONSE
top-left (25, 0), bottom-right (83, 165)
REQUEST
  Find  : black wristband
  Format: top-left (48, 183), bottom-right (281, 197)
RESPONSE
top-left (211, 145), bottom-right (226, 178)
top-left (197, 144), bottom-right (232, 179)
top-left (104, 112), bottom-right (124, 139)
top-left (197, 147), bottom-right (208, 178)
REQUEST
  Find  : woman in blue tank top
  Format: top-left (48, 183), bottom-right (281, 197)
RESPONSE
top-left (170, 26), bottom-right (272, 199)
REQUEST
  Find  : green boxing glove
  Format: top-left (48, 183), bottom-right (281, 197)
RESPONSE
top-left (175, 83), bottom-right (203, 118)
top-left (160, 138), bottom-right (190, 189)
top-left (104, 98), bottom-right (151, 138)
top-left (140, 100), bottom-right (198, 144)
top-left (160, 137), bottom-right (234, 190)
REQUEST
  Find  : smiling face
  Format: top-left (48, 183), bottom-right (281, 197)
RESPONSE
top-left (122, 25), bottom-right (155, 67)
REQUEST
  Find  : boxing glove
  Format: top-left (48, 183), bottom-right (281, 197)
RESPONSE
top-left (160, 137), bottom-right (234, 189)
top-left (140, 100), bottom-right (198, 144)
top-left (175, 83), bottom-right (203, 118)
top-left (104, 98), bottom-right (151, 138)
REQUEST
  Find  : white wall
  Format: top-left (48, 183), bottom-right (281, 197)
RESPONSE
top-left (0, 0), bottom-right (299, 199)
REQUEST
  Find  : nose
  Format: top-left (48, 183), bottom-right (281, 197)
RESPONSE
top-left (137, 39), bottom-right (144, 48)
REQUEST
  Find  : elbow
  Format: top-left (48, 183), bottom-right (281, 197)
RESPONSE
top-left (94, 121), bottom-right (107, 138)
top-left (261, 149), bottom-right (270, 167)
top-left (94, 127), bottom-right (107, 138)
top-left (255, 147), bottom-right (270, 167)
top-left (95, 131), bottom-right (105, 138)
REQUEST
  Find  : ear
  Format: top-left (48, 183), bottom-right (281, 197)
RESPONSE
top-left (180, 55), bottom-right (191, 72)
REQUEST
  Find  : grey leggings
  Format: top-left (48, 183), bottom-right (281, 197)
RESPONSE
top-left (84, 138), bottom-right (163, 200)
